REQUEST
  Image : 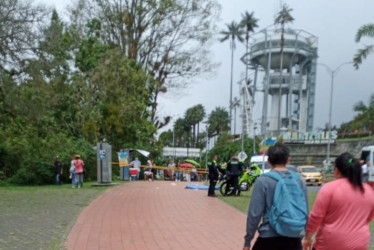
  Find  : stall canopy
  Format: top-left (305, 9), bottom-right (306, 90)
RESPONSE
top-left (134, 149), bottom-right (150, 157)
top-left (127, 149), bottom-right (150, 158)
top-left (185, 159), bottom-right (200, 167)
top-left (179, 163), bottom-right (194, 168)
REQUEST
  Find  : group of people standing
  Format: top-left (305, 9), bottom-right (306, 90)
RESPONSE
top-left (167, 160), bottom-right (193, 182)
top-left (54, 154), bottom-right (85, 188)
top-left (207, 154), bottom-right (244, 197)
top-left (206, 143), bottom-right (374, 250)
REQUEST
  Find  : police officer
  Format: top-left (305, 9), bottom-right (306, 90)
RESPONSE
top-left (226, 155), bottom-right (244, 196)
top-left (207, 155), bottom-right (219, 197)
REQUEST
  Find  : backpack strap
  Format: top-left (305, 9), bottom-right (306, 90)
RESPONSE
top-left (290, 172), bottom-right (301, 181)
top-left (264, 171), bottom-right (301, 181)
top-left (263, 171), bottom-right (281, 181)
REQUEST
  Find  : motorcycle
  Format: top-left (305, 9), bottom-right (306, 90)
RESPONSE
top-left (219, 164), bottom-right (261, 196)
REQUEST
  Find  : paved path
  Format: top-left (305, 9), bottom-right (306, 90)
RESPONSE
top-left (64, 181), bottom-right (250, 250)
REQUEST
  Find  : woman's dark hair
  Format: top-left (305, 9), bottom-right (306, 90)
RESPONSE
top-left (268, 143), bottom-right (289, 165)
top-left (335, 152), bottom-right (364, 193)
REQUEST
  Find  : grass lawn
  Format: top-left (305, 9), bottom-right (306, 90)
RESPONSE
top-left (0, 181), bottom-right (115, 250)
top-left (220, 188), bottom-right (374, 249)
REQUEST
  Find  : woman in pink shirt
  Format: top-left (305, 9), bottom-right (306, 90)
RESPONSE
top-left (303, 152), bottom-right (374, 250)
top-left (74, 155), bottom-right (85, 188)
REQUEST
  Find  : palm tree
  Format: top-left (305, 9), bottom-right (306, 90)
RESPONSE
top-left (185, 107), bottom-right (197, 144)
top-left (220, 21), bottom-right (244, 133)
top-left (194, 104), bottom-right (206, 146)
top-left (274, 3), bottom-right (294, 131)
top-left (174, 118), bottom-right (185, 147)
top-left (207, 107), bottom-right (230, 138)
top-left (352, 93), bottom-right (374, 132)
top-left (240, 11), bottom-right (259, 83)
top-left (353, 24), bottom-right (374, 69)
top-left (232, 97), bottom-right (241, 134)
top-left (240, 11), bottom-right (258, 140)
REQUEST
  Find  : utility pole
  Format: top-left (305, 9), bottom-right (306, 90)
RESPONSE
top-left (319, 62), bottom-right (352, 169)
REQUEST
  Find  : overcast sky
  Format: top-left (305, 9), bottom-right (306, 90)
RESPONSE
top-left (39, 0), bottom-right (374, 135)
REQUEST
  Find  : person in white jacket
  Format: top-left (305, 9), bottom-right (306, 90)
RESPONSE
top-left (69, 154), bottom-right (76, 188)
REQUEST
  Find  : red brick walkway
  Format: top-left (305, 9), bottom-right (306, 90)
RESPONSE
top-left (64, 181), bottom-right (250, 250)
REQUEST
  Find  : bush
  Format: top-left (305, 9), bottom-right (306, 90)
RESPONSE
top-left (3, 132), bottom-right (97, 185)
top-left (9, 160), bottom-right (54, 185)
top-left (0, 171), bottom-right (5, 181)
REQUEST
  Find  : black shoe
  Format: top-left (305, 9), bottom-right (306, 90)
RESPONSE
top-left (208, 194), bottom-right (217, 197)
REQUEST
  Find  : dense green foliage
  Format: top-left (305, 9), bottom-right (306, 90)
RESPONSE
top-left (338, 94), bottom-right (374, 137)
top-left (0, 0), bottom-right (221, 185)
top-left (2, 1), bottom-right (212, 184)
top-left (159, 104), bottom-right (208, 149)
top-left (68, 0), bottom-right (220, 128)
top-left (207, 132), bottom-right (256, 164)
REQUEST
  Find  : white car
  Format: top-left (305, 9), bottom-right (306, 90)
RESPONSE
top-left (250, 155), bottom-right (271, 174)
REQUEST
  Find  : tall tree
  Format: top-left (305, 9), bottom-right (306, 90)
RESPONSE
top-left (0, 0), bottom-right (47, 121)
top-left (184, 104), bottom-right (206, 147)
top-left (159, 130), bottom-right (174, 147)
top-left (87, 48), bottom-right (157, 149)
top-left (220, 21), bottom-right (244, 133)
top-left (240, 11), bottom-right (258, 80)
top-left (207, 107), bottom-right (230, 138)
top-left (0, 0), bottom-right (47, 71)
top-left (353, 24), bottom-right (374, 69)
top-left (232, 97), bottom-right (241, 134)
top-left (193, 104), bottom-right (206, 146)
top-left (68, 0), bottom-right (220, 129)
top-left (240, 11), bottom-right (258, 136)
top-left (36, 10), bottom-right (73, 81)
top-left (352, 93), bottom-right (374, 132)
top-left (274, 3), bottom-right (294, 131)
top-left (185, 107), bottom-right (197, 146)
top-left (174, 118), bottom-right (186, 147)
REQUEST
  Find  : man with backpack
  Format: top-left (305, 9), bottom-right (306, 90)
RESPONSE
top-left (243, 143), bottom-right (308, 250)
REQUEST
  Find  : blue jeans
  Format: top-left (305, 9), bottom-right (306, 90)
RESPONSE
top-left (71, 172), bottom-right (76, 187)
top-left (75, 173), bottom-right (84, 188)
top-left (56, 174), bottom-right (61, 185)
top-left (175, 171), bottom-right (181, 181)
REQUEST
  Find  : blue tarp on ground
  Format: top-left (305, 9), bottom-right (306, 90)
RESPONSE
top-left (185, 184), bottom-right (220, 190)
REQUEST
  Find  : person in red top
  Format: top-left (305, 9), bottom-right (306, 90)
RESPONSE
top-left (74, 155), bottom-right (85, 188)
top-left (303, 152), bottom-right (374, 250)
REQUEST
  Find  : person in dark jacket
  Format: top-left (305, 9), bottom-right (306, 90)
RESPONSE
top-left (207, 155), bottom-right (219, 197)
top-left (54, 156), bottom-right (63, 186)
top-left (226, 155), bottom-right (244, 195)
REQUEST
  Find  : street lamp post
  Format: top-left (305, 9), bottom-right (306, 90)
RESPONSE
top-left (319, 62), bottom-right (352, 169)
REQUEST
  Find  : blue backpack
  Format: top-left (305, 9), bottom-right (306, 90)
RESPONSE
top-left (264, 171), bottom-right (308, 238)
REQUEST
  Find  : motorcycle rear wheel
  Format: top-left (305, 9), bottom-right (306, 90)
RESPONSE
top-left (219, 181), bottom-right (236, 196)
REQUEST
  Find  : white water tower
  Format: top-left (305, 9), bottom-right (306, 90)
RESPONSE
top-left (243, 28), bottom-right (318, 136)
